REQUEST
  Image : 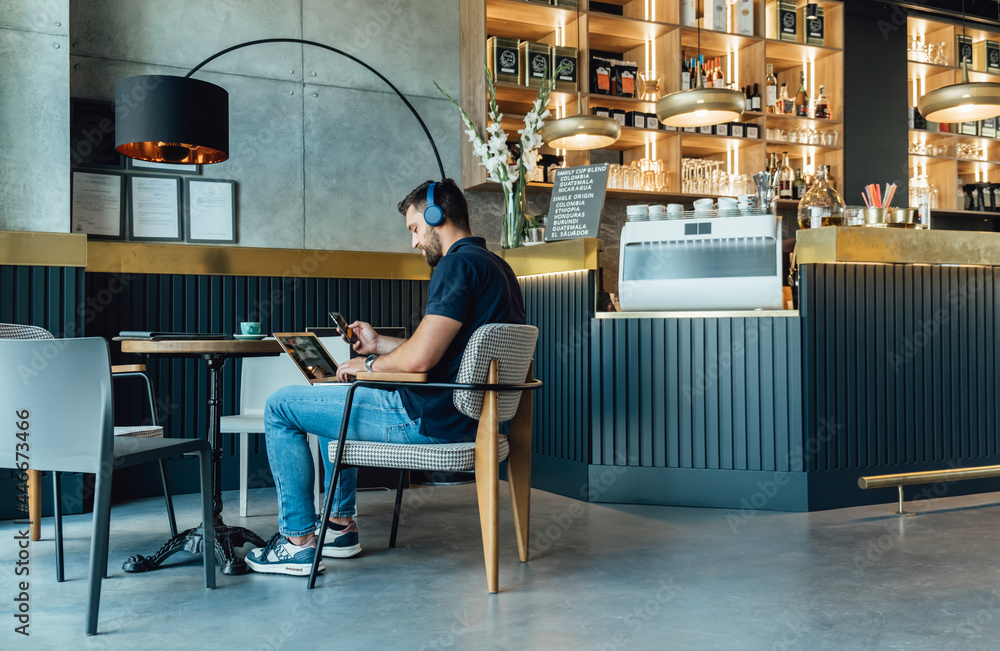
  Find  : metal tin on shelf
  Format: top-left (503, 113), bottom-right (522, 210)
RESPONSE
top-left (487, 36), bottom-right (520, 84)
top-left (519, 41), bottom-right (551, 88)
top-left (551, 46), bottom-right (578, 92)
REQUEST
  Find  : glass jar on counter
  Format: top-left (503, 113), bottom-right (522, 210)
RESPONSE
top-left (797, 166), bottom-right (845, 228)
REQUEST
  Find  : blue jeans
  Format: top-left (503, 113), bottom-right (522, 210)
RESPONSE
top-left (263, 384), bottom-right (453, 537)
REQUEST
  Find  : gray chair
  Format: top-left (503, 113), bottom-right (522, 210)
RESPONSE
top-left (0, 323), bottom-right (177, 580)
top-left (308, 323), bottom-right (542, 593)
top-left (0, 336), bottom-right (215, 635)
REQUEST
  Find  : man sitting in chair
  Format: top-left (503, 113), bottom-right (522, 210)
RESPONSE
top-left (247, 178), bottom-right (526, 575)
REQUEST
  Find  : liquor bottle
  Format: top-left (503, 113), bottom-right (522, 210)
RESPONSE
top-left (779, 83), bottom-right (791, 114)
top-left (792, 168), bottom-right (807, 200)
top-left (681, 54), bottom-right (691, 90)
top-left (699, 55), bottom-right (705, 87)
top-left (813, 85), bottom-right (831, 119)
top-left (794, 71), bottom-right (809, 117)
top-left (750, 83), bottom-right (762, 112)
top-left (779, 152), bottom-right (794, 199)
top-left (797, 165), bottom-right (845, 228)
top-left (714, 56), bottom-right (725, 88)
top-left (765, 63), bottom-right (778, 114)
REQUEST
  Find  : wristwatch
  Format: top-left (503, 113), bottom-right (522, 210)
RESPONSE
top-left (364, 354), bottom-right (378, 373)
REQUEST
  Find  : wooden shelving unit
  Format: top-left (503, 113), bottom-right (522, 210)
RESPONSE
top-left (907, 14), bottom-right (1000, 212)
top-left (460, 0), bottom-right (843, 202)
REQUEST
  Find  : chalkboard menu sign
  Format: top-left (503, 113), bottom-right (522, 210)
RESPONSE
top-left (545, 163), bottom-right (609, 242)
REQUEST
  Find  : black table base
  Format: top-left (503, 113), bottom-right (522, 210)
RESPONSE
top-left (119, 351), bottom-right (273, 577)
top-left (123, 523), bottom-right (265, 575)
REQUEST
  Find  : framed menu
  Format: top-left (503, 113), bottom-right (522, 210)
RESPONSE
top-left (128, 175), bottom-right (182, 241)
top-left (71, 171), bottom-right (125, 239)
top-left (185, 178), bottom-right (237, 243)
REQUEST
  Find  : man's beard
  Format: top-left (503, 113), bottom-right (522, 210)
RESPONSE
top-left (423, 228), bottom-right (443, 267)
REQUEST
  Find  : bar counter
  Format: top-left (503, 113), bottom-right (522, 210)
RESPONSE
top-left (512, 229), bottom-right (1000, 511)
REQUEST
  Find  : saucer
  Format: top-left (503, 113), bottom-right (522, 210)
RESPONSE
top-left (234, 334), bottom-right (266, 340)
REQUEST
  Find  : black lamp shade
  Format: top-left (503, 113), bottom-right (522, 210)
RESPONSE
top-left (115, 75), bottom-right (230, 164)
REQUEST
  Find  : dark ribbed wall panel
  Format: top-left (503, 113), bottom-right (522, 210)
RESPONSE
top-left (590, 316), bottom-right (803, 472)
top-left (518, 270), bottom-right (595, 464)
top-left (84, 273), bottom-right (428, 456)
top-left (1, 265), bottom-right (85, 337)
top-left (800, 263), bottom-right (1000, 473)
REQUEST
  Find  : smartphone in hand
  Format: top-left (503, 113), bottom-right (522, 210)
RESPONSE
top-left (329, 311), bottom-right (357, 343)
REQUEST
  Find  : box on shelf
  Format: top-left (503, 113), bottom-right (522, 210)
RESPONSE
top-left (957, 35), bottom-right (973, 66)
top-left (626, 111), bottom-right (645, 128)
top-left (973, 40), bottom-right (1000, 73)
top-left (699, 124), bottom-right (713, 135)
top-left (716, 122), bottom-right (730, 136)
top-left (746, 124), bottom-right (760, 139)
top-left (732, 123), bottom-right (745, 137)
top-left (551, 46), bottom-right (578, 92)
top-left (733, 0), bottom-right (754, 37)
top-left (591, 56), bottom-right (612, 95)
top-left (551, 0), bottom-right (578, 6)
top-left (592, 106), bottom-right (610, 118)
top-left (487, 37), bottom-right (520, 84)
top-left (680, 0), bottom-right (696, 27)
top-left (959, 120), bottom-right (979, 136)
top-left (982, 116), bottom-right (997, 139)
top-left (770, 0), bottom-right (798, 42)
top-left (610, 108), bottom-right (626, 127)
top-left (645, 113), bottom-right (660, 130)
top-left (800, 6), bottom-right (824, 46)
top-left (519, 41), bottom-right (550, 88)
top-left (704, 0), bottom-right (726, 32)
top-left (682, 125), bottom-right (697, 133)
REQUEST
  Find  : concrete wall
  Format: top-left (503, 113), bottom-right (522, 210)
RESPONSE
top-left (0, 0), bottom-right (634, 264)
top-left (0, 0), bottom-right (71, 232)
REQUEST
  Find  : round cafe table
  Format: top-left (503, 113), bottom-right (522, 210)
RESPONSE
top-left (117, 338), bottom-right (282, 575)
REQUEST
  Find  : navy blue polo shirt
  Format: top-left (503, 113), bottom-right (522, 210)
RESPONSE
top-left (396, 237), bottom-right (526, 441)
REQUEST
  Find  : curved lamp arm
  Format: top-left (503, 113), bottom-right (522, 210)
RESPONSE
top-left (115, 37), bottom-right (446, 179)
top-left (186, 38), bottom-right (445, 179)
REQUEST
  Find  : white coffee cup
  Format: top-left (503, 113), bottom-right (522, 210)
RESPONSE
top-left (693, 198), bottom-right (713, 211)
top-left (648, 205), bottom-right (666, 221)
top-left (666, 203), bottom-right (683, 213)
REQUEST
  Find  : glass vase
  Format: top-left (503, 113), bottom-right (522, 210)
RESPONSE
top-left (502, 187), bottom-right (526, 249)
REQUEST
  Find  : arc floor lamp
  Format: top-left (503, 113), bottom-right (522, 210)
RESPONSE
top-left (115, 37), bottom-right (446, 180)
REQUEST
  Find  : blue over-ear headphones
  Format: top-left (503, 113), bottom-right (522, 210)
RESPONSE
top-left (424, 182), bottom-right (445, 227)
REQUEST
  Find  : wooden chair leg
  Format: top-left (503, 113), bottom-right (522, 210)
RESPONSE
top-left (389, 470), bottom-right (406, 548)
top-left (474, 362), bottom-right (501, 593)
top-left (28, 469), bottom-right (41, 542)
top-left (507, 367), bottom-right (534, 563)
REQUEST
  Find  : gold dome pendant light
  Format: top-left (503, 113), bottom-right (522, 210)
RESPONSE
top-left (917, 0), bottom-right (1000, 123)
top-left (540, 2), bottom-right (621, 150)
top-left (541, 92), bottom-right (621, 149)
top-left (656, 17), bottom-right (745, 128)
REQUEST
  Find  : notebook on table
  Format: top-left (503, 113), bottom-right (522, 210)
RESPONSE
top-left (116, 331), bottom-right (229, 341)
top-left (272, 332), bottom-right (343, 384)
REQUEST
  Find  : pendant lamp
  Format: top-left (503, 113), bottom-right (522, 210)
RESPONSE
top-left (917, 0), bottom-right (1000, 123)
top-left (540, 2), bottom-right (621, 151)
top-left (540, 92), bottom-right (621, 150)
top-left (655, 23), bottom-right (744, 128)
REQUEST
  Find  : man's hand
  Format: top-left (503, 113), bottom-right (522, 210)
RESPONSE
top-left (336, 356), bottom-right (366, 382)
top-left (344, 321), bottom-right (380, 355)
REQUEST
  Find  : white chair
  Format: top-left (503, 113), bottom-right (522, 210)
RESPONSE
top-left (0, 337), bottom-right (214, 635)
top-left (222, 354), bottom-right (323, 517)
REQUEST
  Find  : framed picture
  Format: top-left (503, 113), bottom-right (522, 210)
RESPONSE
top-left (185, 178), bottom-right (237, 243)
top-left (128, 175), bottom-right (182, 241)
top-left (70, 98), bottom-right (123, 169)
top-left (129, 158), bottom-right (201, 175)
top-left (71, 170), bottom-right (125, 239)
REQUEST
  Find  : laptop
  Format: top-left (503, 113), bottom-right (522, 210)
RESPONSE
top-left (272, 332), bottom-right (344, 384)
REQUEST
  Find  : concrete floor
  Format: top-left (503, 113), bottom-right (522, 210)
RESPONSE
top-left (2, 483), bottom-right (1000, 649)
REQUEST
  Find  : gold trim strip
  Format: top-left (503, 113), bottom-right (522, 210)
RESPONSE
top-left (0, 231), bottom-right (88, 268)
top-left (87, 241), bottom-right (431, 280)
top-left (498, 238), bottom-right (602, 276)
top-left (796, 227), bottom-right (1000, 266)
